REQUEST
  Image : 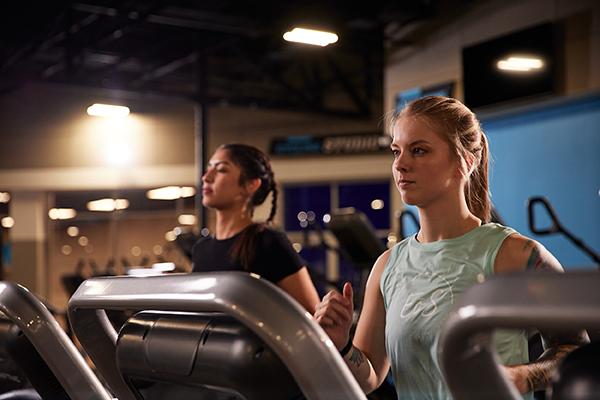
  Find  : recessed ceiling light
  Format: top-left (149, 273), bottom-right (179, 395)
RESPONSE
top-left (87, 198), bottom-right (129, 212)
top-left (178, 214), bottom-right (197, 225)
top-left (48, 208), bottom-right (77, 220)
top-left (283, 27), bottom-right (338, 47)
top-left (496, 56), bottom-right (544, 72)
top-left (1, 217), bottom-right (14, 229)
top-left (87, 103), bottom-right (130, 118)
top-left (147, 186), bottom-right (196, 200)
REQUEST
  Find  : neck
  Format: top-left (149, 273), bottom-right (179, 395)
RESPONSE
top-left (215, 207), bottom-right (253, 240)
top-left (416, 190), bottom-right (481, 243)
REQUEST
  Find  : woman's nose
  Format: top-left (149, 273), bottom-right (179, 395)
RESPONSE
top-left (394, 152), bottom-right (410, 171)
top-left (202, 169), bottom-right (213, 182)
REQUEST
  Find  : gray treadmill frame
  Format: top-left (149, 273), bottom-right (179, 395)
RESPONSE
top-left (0, 281), bottom-right (113, 400)
top-left (440, 272), bottom-right (600, 400)
top-left (68, 271), bottom-right (366, 400)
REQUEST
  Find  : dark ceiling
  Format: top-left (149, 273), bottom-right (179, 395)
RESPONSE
top-left (1, 0), bottom-right (475, 118)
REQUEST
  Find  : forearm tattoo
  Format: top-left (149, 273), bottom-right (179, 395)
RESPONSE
top-left (525, 345), bottom-right (576, 391)
top-left (348, 346), bottom-right (365, 368)
top-left (526, 331), bottom-right (588, 391)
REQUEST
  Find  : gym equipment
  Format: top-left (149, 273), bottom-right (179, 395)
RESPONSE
top-left (0, 318), bottom-right (30, 394)
top-left (528, 196), bottom-right (600, 266)
top-left (117, 311), bottom-right (301, 400)
top-left (550, 341), bottom-right (600, 400)
top-left (0, 281), bottom-right (111, 400)
top-left (326, 207), bottom-right (385, 270)
top-left (0, 315), bottom-right (67, 399)
top-left (68, 272), bottom-right (366, 400)
top-left (396, 208), bottom-right (419, 240)
top-left (174, 229), bottom-right (200, 260)
top-left (326, 208), bottom-right (386, 310)
top-left (440, 272), bottom-right (600, 400)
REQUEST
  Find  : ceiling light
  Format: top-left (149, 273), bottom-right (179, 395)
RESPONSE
top-left (164, 230), bottom-right (176, 242)
top-left (1, 217), bottom-right (14, 229)
top-left (61, 245), bottom-right (72, 255)
top-left (48, 208), bottom-right (77, 220)
top-left (87, 198), bottom-right (129, 212)
top-left (87, 103), bottom-right (130, 118)
top-left (67, 226), bottom-right (79, 237)
top-left (283, 27), bottom-right (338, 47)
top-left (147, 186), bottom-right (196, 200)
top-left (147, 186), bottom-right (181, 200)
top-left (371, 199), bottom-right (385, 210)
top-left (496, 56), bottom-right (544, 72)
top-left (180, 186), bottom-right (196, 198)
top-left (178, 214), bottom-right (197, 225)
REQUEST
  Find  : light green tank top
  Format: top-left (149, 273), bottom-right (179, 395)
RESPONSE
top-left (380, 223), bottom-right (531, 400)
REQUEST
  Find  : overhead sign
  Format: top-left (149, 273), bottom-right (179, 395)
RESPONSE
top-left (270, 133), bottom-right (391, 156)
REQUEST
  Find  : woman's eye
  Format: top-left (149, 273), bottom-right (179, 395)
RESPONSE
top-left (391, 149), bottom-right (400, 158)
top-left (412, 147), bottom-right (426, 155)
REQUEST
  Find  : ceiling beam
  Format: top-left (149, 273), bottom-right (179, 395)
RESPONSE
top-left (326, 56), bottom-right (371, 116)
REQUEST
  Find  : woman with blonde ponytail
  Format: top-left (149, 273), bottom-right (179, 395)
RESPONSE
top-left (192, 143), bottom-right (319, 313)
top-left (314, 97), bottom-right (587, 399)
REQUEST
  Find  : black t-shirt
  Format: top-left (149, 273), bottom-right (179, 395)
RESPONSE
top-left (191, 226), bottom-right (304, 284)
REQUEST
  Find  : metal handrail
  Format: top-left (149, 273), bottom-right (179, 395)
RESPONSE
top-left (0, 282), bottom-right (112, 400)
top-left (68, 271), bottom-right (366, 400)
top-left (440, 272), bottom-right (600, 400)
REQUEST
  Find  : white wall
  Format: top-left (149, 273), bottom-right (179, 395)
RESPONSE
top-left (385, 0), bottom-right (600, 111)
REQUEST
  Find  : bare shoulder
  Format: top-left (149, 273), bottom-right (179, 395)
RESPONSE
top-left (371, 249), bottom-right (392, 278)
top-left (495, 234), bottom-right (564, 274)
top-left (361, 249), bottom-right (392, 290)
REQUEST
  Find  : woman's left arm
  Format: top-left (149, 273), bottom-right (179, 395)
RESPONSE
top-left (277, 267), bottom-right (320, 314)
top-left (495, 235), bottom-right (590, 393)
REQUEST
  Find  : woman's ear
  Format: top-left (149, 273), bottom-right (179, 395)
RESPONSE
top-left (457, 153), bottom-right (476, 178)
top-left (244, 178), bottom-right (261, 197)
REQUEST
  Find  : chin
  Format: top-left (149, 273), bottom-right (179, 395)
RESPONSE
top-left (400, 193), bottom-right (418, 206)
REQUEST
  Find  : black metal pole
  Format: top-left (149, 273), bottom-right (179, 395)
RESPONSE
top-left (195, 48), bottom-right (208, 231)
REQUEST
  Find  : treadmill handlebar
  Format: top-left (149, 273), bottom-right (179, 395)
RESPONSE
top-left (440, 272), bottom-right (600, 400)
top-left (68, 271), bottom-right (367, 400)
top-left (0, 282), bottom-right (112, 400)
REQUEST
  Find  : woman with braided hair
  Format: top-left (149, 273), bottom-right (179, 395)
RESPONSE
top-left (192, 143), bottom-right (319, 313)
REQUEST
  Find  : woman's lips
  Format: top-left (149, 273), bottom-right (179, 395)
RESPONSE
top-left (398, 180), bottom-right (415, 189)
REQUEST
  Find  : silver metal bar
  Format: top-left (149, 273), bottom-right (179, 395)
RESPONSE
top-left (0, 282), bottom-right (112, 400)
top-left (440, 272), bottom-right (600, 400)
top-left (68, 271), bottom-right (366, 400)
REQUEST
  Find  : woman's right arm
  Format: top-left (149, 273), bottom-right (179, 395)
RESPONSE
top-left (314, 250), bottom-right (391, 393)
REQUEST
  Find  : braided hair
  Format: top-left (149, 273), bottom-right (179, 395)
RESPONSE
top-left (219, 143), bottom-right (277, 269)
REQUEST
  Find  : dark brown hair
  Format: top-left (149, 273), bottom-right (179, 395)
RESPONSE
top-left (220, 143), bottom-right (278, 269)
top-left (390, 96), bottom-right (491, 222)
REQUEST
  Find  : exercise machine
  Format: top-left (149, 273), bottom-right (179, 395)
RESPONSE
top-left (68, 272), bottom-right (367, 400)
top-left (528, 196), bottom-right (600, 267)
top-left (440, 272), bottom-right (600, 400)
top-left (0, 281), bottom-right (111, 400)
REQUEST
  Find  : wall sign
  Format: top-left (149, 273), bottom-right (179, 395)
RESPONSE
top-left (270, 133), bottom-right (391, 156)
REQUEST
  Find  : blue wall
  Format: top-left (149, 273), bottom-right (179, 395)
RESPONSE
top-left (482, 94), bottom-right (600, 269)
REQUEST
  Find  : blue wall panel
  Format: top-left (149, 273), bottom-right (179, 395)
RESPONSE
top-left (482, 94), bottom-right (600, 269)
